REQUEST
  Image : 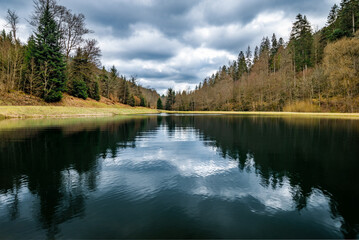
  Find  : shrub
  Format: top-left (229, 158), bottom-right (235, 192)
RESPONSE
top-left (72, 78), bottom-right (88, 100)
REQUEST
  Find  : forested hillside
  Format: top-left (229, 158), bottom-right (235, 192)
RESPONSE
top-left (0, 0), bottom-right (159, 107)
top-left (163, 0), bottom-right (359, 113)
top-left (1, 0), bottom-right (358, 113)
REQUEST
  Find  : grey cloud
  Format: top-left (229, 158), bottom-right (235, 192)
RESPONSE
top-left (120, 51), bottom-right (175, 61)
top-left (60, 0), bottom-right (197, 38)
top-left (198, 0), bottom-right (334, 26)
top-left (0, 0), bottom-right (339, 93)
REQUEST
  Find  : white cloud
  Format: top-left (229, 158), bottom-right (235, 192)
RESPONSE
top-left (0, 0), bottom-right (341, 94)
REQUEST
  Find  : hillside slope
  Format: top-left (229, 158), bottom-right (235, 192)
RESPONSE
top-left (0, 91), bottom-right (158, 118)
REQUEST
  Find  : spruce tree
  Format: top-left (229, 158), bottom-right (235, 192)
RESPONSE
top-left (245, 46), bottom-right (252, 71)
top-left (338, 0), bottom-right (359, 36)
top-left (165, 88), bottom-right (175, 110)
top-left (69, 47), bottom-right (88, 99)
top-left (157, 97), bottom-right (163, 109)
top-left (327, 4), bottom-right (339, 26)
top-left (254, 46), bottom-right (259, 62)
top-left (92, 80), bottom-right (101, 101)
top-left (72, 78), bottom-right (88, 99)
top-left (259, 37), bottom-right (271, 55)
top-left (271, 33), bottom-right (278, 55)
top-left (290, 14), bottom-right (313, 71)
top-left (237, 51), bottom-right (247, 80)
top-left (140, 96), bottom-right (146, 107)
top-left (33, 0), bottom-right (66, 102)
top-left (99, 66), bottom-right (109, 97)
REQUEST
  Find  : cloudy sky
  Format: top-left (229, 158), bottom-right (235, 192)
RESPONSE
top-left (0, 0), bottom-right (339, 94)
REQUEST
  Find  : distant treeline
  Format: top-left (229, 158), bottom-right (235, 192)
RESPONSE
top-left (162, 0), bottom-right (359, 113)
top-left (0, 0), bottom-right (159, 107)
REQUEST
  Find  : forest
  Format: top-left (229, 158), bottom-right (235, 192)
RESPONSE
top-left (1, 0), bottom-right (359, 113)
top-left (0, 0), bottom-right (159, 107)
top-left (163, 0), bottom-right (359, 113)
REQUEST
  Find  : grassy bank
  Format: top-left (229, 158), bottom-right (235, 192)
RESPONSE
top-left (0, 106), bottom-right (158, 119)
top-left (0, 91), bottom-right (159, 119)
top-left (1, 106), bottom-right (359, 120)
top-left (160, 110), bottom-right (359, 120)
top-left (0, 115), bottom-right (150, 131)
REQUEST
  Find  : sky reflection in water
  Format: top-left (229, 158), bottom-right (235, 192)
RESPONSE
top-left (0, 116), bottom-right (358, 239)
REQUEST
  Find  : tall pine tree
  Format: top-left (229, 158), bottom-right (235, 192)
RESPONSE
top-left (33, 0), bottom-right (66, 102)
top-left (289, 14), bottom-right (313, 72)
top-left (165, 88), bottom-right (175, 110)
top-left (338, 0), bottom-right (359, 36)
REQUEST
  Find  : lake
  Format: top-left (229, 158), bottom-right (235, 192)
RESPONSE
top-left (0, 114), bottom-right (358, 239)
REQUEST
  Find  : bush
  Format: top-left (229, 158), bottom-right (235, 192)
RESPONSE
top-left (44, 90), bottom-right (63, 103)
top-left (72, 79), bottom-right (88, 100)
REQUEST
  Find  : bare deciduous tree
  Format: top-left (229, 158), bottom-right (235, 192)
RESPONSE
top-left (6, 9), bottom-right (19, 41)
top-left (30, 0), bottom-right (91, 58)
top-left (62, 12), bottom-right (92, 59)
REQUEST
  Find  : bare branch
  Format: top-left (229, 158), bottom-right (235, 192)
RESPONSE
top-left (6, 9), bottom-right (19, 41)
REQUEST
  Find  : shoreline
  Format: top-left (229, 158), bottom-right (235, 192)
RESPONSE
top-left (160, 110), bottom-right (359, 120)
top-left (0, 106), bottom-right (159, 119)
top-left (1, 106), bottom-right (359, 120)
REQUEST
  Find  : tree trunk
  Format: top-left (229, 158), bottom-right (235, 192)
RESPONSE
top-left (353, 11), bottom-right (355, 35)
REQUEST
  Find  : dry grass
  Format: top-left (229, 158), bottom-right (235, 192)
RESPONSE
top-left (283, 101), bottom-right (321, 113)
top-left (0, 91), bottom-right (158, 118)
top-left (0, 115), bottom-right (149, 131)
top-left (0, 91), bottom-right (127, 108)
top-left (0, 106), bottom-right (158, 119)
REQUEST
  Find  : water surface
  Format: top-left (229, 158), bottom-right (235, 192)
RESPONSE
top-left (0, 115), bottom-right (358, 239)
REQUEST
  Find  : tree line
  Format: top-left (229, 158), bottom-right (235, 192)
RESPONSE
top-left (0, 0), bottom-right (159, 106)
top-left (162, 0), bottom-right (359, 113)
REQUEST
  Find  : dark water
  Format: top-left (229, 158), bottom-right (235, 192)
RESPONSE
top-left (0, 115), bottom-right (358, 239)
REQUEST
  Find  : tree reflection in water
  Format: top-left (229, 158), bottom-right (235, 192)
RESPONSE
top-left (0, 117), bottom-right (156, 238)
top-left (0, 115), bottom-right (358, 238)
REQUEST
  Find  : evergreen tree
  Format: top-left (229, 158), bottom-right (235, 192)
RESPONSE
top-left (324, 3), bottom-right (345, 41)
top-left (271, 33), bottom-right (278, 55)
top-left (107, 65), bottom-right (118, 99)
top-left (237, 51), bottom-right (247, 80)
top-left (338, 0), bottom-right (359, 36)
top-left (72, 78), bottom-right (88, 99)
top-left (165, 88), bottom-right (175, 110)
top-left (99, 66), bottom-right (109, 97)
top-left (88, 80), bottom-right (100, 101)
top-left (259, 37), bottom-right (271, 55)
top-left (290, 14), bottom-right (313, 71)
top-left (127, 93), bottom-right (135, 107)
top-left (327, 4), bottom-right (339, 26)
top-left (278, 37), bottom-right (284, 47)
top-left (245, 46), bottom-right (252, 71)
top-left (140, 95), bottom-right (146, 107)
top-left (33, 0), bottom-right (66, 102)
top-left (231, 61), bottom-right (238, 81)
top-left (69, 47), bottom-right (89, 99)
top-left (157, 97), bottom-right (163, 109)
top-left (270, 33), bottom-right (279, 72)
top-left (254, 46), bottom-right (259, 62)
